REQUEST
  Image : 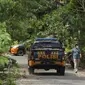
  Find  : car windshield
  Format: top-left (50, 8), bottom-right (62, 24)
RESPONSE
top-left (32, 42), bottom-right (62, 49)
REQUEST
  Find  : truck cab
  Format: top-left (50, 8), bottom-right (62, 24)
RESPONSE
top-left (28, 38), bottom-right (65, 75)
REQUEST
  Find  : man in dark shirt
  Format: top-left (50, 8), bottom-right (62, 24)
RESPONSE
top-left (72, 44), bottom-right (81, 73)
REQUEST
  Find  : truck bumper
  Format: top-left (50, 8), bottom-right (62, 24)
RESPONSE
top-left (28, 64), bottom-right (65, 69)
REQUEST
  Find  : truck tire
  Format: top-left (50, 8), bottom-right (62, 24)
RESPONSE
top-left (57, 66), bottom-right (65, 76)
top-left (57, 67), bottom-right (60, 74)
top-left (60, 66), bottom-right (65, 75)
top-left (28, 67), bottom-right (34, 74)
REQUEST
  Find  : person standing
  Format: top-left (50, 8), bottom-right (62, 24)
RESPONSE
top-left (72, 44), bottom-right (81, 73)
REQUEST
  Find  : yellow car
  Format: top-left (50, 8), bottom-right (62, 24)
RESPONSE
top-left (9, 44), bottom-right (26, 56)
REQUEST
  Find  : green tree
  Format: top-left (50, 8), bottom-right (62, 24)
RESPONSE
top-left (0, 22), bottom-right (11, 54)
top-left (0, 0), bottom-right (59, 42)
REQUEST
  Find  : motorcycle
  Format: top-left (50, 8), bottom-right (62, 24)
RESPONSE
top-left (67, 52), bottom-right (74, 69)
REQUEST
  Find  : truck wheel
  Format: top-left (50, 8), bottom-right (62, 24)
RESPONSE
top-left (57, 68), bottom-right (60, 75)
top-left (28, 67), bottom-right (34, 74)
top-left (59, 66), bottom-right (65, 75)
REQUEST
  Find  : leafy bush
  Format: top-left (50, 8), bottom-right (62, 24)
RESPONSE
top-left (0, 22), bottom-right (11, 54)
top-left (0, 80), bottom-right (3, 85)
top-left (0, 63), bottom-right (19, 85)
top-left (0, 56), bottom-right (9, 70)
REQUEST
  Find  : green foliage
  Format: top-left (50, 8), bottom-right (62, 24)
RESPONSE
top-left (42, 10), bottom-right (68, 37)
top-left (0, 56), bottom-right (8, 70)
top-left (5, 66), bottom-right (20, 85)
top-left (0, 56), bottom-right (8, 65)
top-left (0, 0), bottom-right (58, 42)
top-left (6, 79), bottom-right (16, 85)
top-left (0, 61), bottom-right (19, 85)
top-left (0, 80), bottom-right (3, 85)
top-left (0, 22), bottom-right (11, 53)
top-left (0, 67), bottom-right (19, 85)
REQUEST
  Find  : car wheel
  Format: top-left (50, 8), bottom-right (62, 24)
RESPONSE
top-left (17, 50), bottom-right (24, 56)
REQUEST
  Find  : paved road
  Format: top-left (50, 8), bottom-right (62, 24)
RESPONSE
top-left (10, 55), bottom-right (85, 85)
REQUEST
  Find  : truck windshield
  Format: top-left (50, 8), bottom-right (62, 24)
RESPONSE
top-left (32, 42), bottom-right (62, 49)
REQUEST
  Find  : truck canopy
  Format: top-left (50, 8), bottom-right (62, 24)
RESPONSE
top-left (31, 42), bottom-right (62, 49)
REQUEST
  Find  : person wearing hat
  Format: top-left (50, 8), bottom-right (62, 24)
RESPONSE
top-left (72, 44), bottom-right (82, 73)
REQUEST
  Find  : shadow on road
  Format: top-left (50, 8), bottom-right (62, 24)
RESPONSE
top-left (34, 72), bottom-right (63, 76)
top-left (27, 72), bottom-right (85, 81)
